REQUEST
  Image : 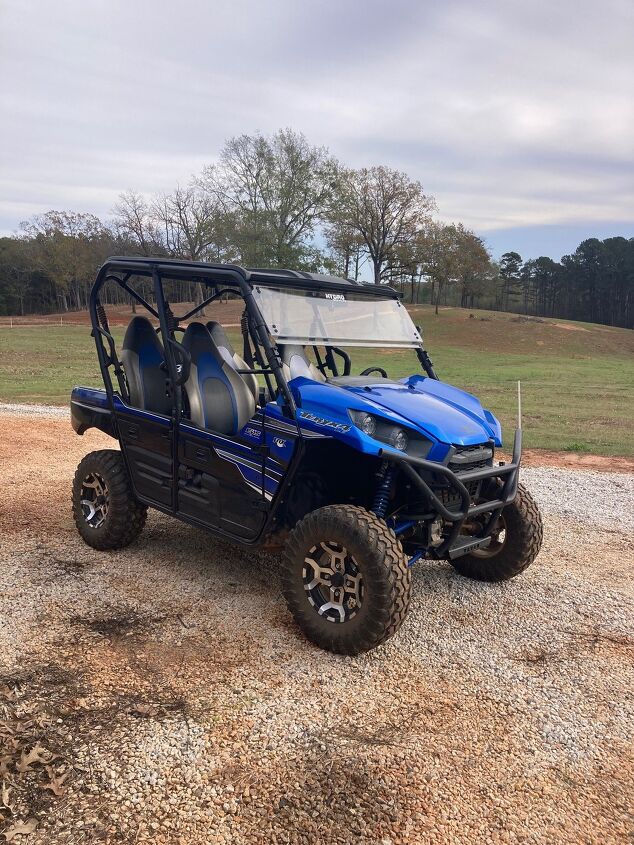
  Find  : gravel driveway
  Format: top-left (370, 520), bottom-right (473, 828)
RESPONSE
top-left (0, 409), bottom-right (632, 845)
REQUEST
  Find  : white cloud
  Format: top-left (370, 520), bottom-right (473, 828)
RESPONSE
top-left (0, 0), bottom-right (632, 250)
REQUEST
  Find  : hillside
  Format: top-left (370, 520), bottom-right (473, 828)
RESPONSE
top-left (0, 304), bottom-right (632, 456)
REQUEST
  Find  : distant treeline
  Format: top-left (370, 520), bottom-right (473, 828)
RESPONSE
top-left (399, 240), bottom-right (634, 329)
top-left (0, 128), bottom-right (631, 327)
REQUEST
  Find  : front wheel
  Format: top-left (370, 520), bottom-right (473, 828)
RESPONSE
top-left (451, 482), bottom-right (543, 582)
top-left (72, 449), bottom-right (147, 550)
top-left (282, 505), bottom-right (411, 655)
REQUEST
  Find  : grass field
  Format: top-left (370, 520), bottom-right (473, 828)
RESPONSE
top-left (1, 304), bottom-right (632, 456)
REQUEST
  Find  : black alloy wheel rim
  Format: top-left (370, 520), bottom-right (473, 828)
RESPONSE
top-left (303, 541), bottom-right (364, 623)
top-left (80, 473), bottom-right (109, 529)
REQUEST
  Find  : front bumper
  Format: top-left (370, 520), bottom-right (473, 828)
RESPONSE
top-left (382, 429), bottom-right (522, 560)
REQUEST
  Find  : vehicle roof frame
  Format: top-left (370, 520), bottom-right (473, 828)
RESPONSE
top-left (97, 256), bottom-right (401, 298)
top-left (89, 257), bottom-right (437, 425)
top-left (89, 258), bottom-right (300, 419)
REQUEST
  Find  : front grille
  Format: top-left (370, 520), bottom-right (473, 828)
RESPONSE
top-left (416, 444), bottom-right (495, 513)
top-left (433, 444), bottom-right (494, 510)
top-left (448, 444), bottom-right (493, 474)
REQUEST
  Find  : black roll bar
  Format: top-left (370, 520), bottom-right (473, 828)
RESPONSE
top-left (88, 260), bottom-right (297, 420)
top-left (415, 327), bottom-right (438, 379)
top-left (115, 275), bottom-right (160, 320)
top-left (234, 272), bottom-right (297, 417)
top-left (178, 288), bottom-right (237, 322)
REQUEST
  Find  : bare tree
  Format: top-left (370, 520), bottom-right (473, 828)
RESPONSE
top-left (153, 185), bottom-right (232, 312)
top-left (112, 191), bottom-right (162, 256)
top-left (324, 220), bottom-right (366, 280)
top-left (200, 129), bottom-right (338, 268)
top-left (333, 166), bottom-right (434, 284)
top-left (153, 185), bottom-right (223, 261)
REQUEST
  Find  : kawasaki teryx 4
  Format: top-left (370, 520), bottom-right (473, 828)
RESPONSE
top-left (71, 258), bottom-right (542, 654)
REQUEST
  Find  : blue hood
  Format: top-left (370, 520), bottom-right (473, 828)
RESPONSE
top-left (292, 374), bottom-right (502, 448)
top-left (347, 376), bottom-right (501, 445)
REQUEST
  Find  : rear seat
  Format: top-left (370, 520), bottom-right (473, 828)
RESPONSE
top-left (206, 321), bottom-right (259, 402)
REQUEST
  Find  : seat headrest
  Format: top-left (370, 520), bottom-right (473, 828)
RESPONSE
top-left (181, 321), bottom-right (255, 433)
top-left (121, 316), bottom-right (171, 415)
top-left (182, 322), bottom-right (219, 361)
top-left (280, 344), bottom-right (326, 382)
top-left (206, 321), bottom-right (236, 366)
top-left (122, 316), bottom-right (162, 355)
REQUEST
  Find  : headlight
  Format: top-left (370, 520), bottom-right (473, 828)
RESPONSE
top-left (348, 410), bottom-right (428, 456)
top-left (356, 412), bottom-right (376, 437)
top-left (389, 428), bottom-right (408, 451)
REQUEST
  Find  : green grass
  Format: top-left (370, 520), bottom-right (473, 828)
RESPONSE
top-left (0, 326), bottom-right (127, 405)
top-left (1, 305), bottom-right (633, 457)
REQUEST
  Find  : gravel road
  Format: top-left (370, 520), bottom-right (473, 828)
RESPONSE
top-left (0, 409), bottom-right (632, 845)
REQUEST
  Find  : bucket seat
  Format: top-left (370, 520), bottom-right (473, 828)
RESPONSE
top-left (206, 321), bottom-right (259, 402)
top-left (181, 322), bottom-right (255, 434)
top-left (280, 345), bottom-right (326, 383)
top-left (279, 344), bottom-right (397, 387)
top-left (121, 316), bottom-right (172, 415)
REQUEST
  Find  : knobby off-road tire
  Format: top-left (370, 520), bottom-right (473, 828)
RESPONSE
top-left (451, 482), bottom-right (543, 582)
top-left (72, 449), bottom-right (147, 550)
top-left (282, 505), bottom-right (411, 655)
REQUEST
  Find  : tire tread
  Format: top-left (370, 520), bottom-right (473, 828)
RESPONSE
top-left (282, 505), bottom-right (411, 654)
top-left (452, 482), bottom-right (543, 582)
top-left (72, 449), bottom-right (147, 550)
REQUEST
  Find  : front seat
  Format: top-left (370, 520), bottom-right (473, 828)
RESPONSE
top-left (280, 345), bottom-right (326, 383)
top-left (206, 321), bottom-right (259, 402)
top-left (121, 316), bottom-right (172, 415)
top-left (181, 322), bottom-right (255, 434)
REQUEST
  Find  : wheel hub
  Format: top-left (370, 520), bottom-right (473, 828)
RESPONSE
top-left (330, 571), bottom-right (345, 588)
top-left (80, 473), bottom-right (109, 529)
top-left (470, 513), bottom-right (507, 558)
top-left (302, 541), bottom-right (364, 623)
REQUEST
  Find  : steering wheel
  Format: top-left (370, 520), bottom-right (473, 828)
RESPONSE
top-left (360, 366), bottom-right (388, 378)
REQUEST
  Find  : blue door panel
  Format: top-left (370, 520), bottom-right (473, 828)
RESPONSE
top-left (177, 420), bottom-right (268, 538)
top-left (116, 408), bottom-right (173, 507)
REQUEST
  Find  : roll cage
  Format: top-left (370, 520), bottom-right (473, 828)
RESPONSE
top-left (89, 256), bottom-right (438, 419)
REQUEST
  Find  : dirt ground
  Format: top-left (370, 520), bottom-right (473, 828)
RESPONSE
top-left (502, 448), bottom-right (634, 474)
top-left (0, 301), bottom-right (244, 329)
top-left (1, 415), bottom-right (632, 844)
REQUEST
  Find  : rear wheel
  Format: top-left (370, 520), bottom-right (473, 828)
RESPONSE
top-left (282, 505), bottom-right (411, 655)
top-left (451, 482), bottom-right (542, 582)
top-left (72, 450), bottom-right (147, 550)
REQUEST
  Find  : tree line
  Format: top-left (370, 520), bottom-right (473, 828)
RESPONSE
top-left (0, 128), bottom-right (631, 328)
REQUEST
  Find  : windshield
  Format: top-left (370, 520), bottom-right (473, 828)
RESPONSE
top-left (252, 287), bottom-right (422, 348)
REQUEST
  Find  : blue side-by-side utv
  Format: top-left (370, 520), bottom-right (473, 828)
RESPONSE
top-left (71, 258), bottom-right (542, 654)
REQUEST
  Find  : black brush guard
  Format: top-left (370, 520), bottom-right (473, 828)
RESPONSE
top-left (382, 429), bottom-right (522, 560)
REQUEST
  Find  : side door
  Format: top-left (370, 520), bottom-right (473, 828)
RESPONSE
top-left (176, 415), bottom-right (269, 540)
top-left (114, 398), bottom-right (174, 509)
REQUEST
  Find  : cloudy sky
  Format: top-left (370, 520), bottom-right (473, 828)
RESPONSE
top-left (1, 0), bottom-right (632, 259)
